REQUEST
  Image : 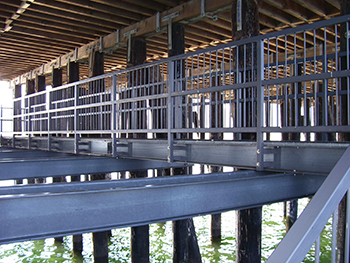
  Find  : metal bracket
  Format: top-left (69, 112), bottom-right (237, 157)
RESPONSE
top-left (65, 52), bottom-right (74, 62)
top-left (99, 36), bottom-right (103, 52)
top-left (85, 42), bottom-right (99, 55)
top-left (58, 56), bottom-right (61, 68)
top-left (123, 28), bottom-right (137, 38)
top-left (156, 12), bottom-right (161, 32)
top-left (237, 0), bottom-right (242, 31)
top-left (162, 11), bottom-right (179, 22)
top-left (201, 0), bottom-right (205, 17)
top-left (163, 12), bottom-right (179, 51)
top-left (74, 48), bottom-right (78, 62)
top-left (116, 29), bottom-right (120, 48)
top-left (124, 28), bottom-right (138, 63)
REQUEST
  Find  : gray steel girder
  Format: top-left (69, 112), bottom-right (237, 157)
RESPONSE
top-left (0, 171), bottom-right (325, 244)
top-left (4, 138), bottom-right (349, 174)
top-left (0, 148), bottom-right (187, 180)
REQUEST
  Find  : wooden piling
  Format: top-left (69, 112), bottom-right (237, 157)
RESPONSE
top-left (286, 200), bottom-right (298, 232)
top-left (337, 2), bottom-right (350, 262)
top-left (85, 49), bottom-right (111, 262)
top-left (209, 77), bottom-right (223, 241)
top-left (125, 36), bottom-right (150, 263)
top-left (168, 22), bottom-right (202, 262)
top-left (236, 207), bottom-right (262, 263)
top-left (231, 1), bottom-right (262, 262)
top-left (67, 60), bottom-right (83, 255)
top-left (92, 231), bottom-right (109, 263)
top-left (280, 64), bottom-right (301, 232)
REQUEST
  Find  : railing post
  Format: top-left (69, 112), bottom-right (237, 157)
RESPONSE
top-left (345, 188), bottom-right (350, 263)
top-left (47, 90), bottom-right (51, 151)
top-left (74, 84), bottom-right (79, 154)
top-left (0, 105), bottom-right (2, 146)
top-left (111, 74), bottom-right (117, 158)
top-left (27, 97), bottom-right (32, 150)
top-left (256, 39), bottom-right (264, 171)
top-left (167, 61), bottom-right (174, 163)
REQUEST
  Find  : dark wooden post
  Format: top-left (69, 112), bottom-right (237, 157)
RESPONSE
top-left (281, 64), bottom-right (302, 231)
top-left (35, 75), bottom-right (46, 92)
top-left (236, 207), bottom-right (262, 262)
top-left (26, 79), bottom-right (35, 95)
top-left (25, 79), bottom-right (35, 184)
top-left (169, 22), bottom-right (202, 263)
top-left (34, 75), bottom-right (46, 183)
top-left (90, 51), bottom-right (104, 77)
top-left (68, 61), bottom-right (80, 84)
top-left (286, 199), bottom-right (298, 232)
top-left (87, 49), bottom-right (110, 263)
top-left (51, 69), bottom-right (66, 242)
top-left (210, 78), bottom-right (223, 241)
top-left (52, 68), bottom-right (62, 88)
top-left (67, 60), bottom-right (83, 255)
top-left (232, 1), bottom-right (262, 262)
top-left (14, 84), bottom-right (23, 184)
top-left (337, 2), bottom-right (350, 262)
top-left (125, 37), bottom-right (150, 263)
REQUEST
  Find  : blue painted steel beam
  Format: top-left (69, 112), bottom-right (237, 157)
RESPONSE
top-left (0, 171), bottom-right (325, 244)
top-left (0, 148), bottom-right (187, 180)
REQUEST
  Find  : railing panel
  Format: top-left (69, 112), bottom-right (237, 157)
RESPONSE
top-left (5, 15), bottom-right (350, 160)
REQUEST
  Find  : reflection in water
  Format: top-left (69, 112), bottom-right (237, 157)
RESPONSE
top-left (0, 199), bottom-right (332, 262)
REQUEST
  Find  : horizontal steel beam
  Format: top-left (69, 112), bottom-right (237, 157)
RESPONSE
top-left (0, 149), bottom-right (187, 180)
top-left (3, 137), bottom-right (349, 174)
top-left (0, 171), bottom-right (325, 244)
top-left (264, 142), bottom-right (349, 174)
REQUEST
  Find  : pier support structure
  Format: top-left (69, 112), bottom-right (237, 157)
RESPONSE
top-left (126, 36), bottom-right (150, 263)
top-left (231, 1), bottom-right (262, 262)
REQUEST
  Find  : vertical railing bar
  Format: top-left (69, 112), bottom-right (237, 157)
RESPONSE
top-left (74, 84), bottom-right (79, 154)
top-left (276, 37), bottom-right (279, 79)
top-left (303, 30), bottom-right (307, 127)
top-left (315, 235), bottom-right (321, 263)
top-left (313, 30), bottom-right (317, 128)
top-left (344, 189), bottom-right (350, 263)
top-left (283, 35), bottom-right (288, 128)
top-left (347, 22), bottom-right (350, 125)
top-left (331, 208), bottom-right (338, 263)
top-left (244, 44), bottom-right (246, 83)
top-left (167, 61), bottom-right (174, 162)
top-left (323, 27), bottom-right (328, 128)
top-left (256, 39), bottom-right (264, 170)
top-left (111, 74), bottom-right (117, 157)
top-left (47, 90), bottom-right (51, 151)
top-left (251, 43), bottom-right (256, 127)
top-left (293, 33), bottom-right (298, 129)
top-left (229, 46), bottom-right (232, 85)
top-left (0, 105), bottom-right (3, 145)
top-left (28, 97), bottom-right (31, 149)
top-left (335, 24), bottom-right (339, 126)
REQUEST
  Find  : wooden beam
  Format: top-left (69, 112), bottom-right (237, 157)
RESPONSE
top-left (26, 4), bottom-right (122, 29)
top-left (33, 0), bottom-right (135, 25)
top-left (57, 0), bottom-right (145, 21)
top-left (293, 0), bottom-right (330, 19)
top-left (13, 0), bottom-right (233, 85)
top-left (18, 15), bottom-right (109, 37)
top-left (87, 0), bottom-right (156, 16)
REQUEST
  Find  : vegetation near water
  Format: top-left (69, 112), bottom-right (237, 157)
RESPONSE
top-left (0, 199), bottom-right (332, 263)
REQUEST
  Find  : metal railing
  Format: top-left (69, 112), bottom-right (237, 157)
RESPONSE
top-left (10, 15), bottom-right (350, 166)
top-left (267, 146), bottom-right (350, 263)
top-left (0, 106), bottom-right (13, 145)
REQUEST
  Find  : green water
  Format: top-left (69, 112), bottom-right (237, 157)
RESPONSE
top-left (0, 200), bottom-right (332, 263)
